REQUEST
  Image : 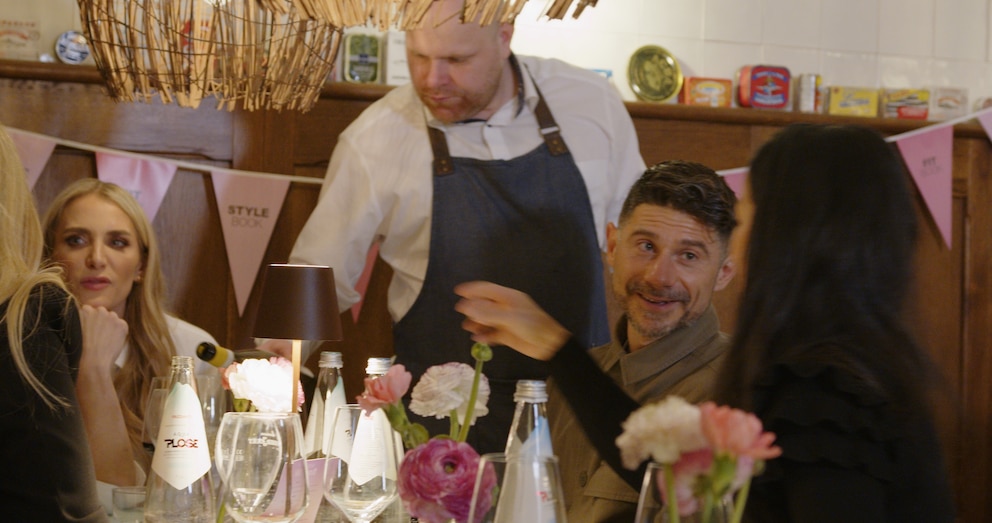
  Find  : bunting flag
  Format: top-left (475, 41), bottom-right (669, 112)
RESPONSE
top-left (351, 243), bottom-right (380, 323)
top-left (96, 151), bottom-right (177, 222)
top-left (718, 167), bottom-right (748, 198)
top-left (976, 110), bottom-right (992, 141)
top-left (894, 125), bottom-right (954, 249)
top-left (211, 171), bottom-right (290, 316)
top-left (8, 129), bottom-right (56, 189)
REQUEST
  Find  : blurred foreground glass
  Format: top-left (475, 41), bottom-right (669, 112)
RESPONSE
top-left (468, 453), bottom-right (567, 523)
top-left (112, 486), bottom-right (146, 523)
top-left (141, 376), bottom-right (169, 460)
top-left (215, 412), bottom-right (309, 522)
top-left (197, 371), bottom-right (228, 456)
top-left (634, 461), bottom-right (731, 523)
top-left (323, 405), bottom-right (399, 523)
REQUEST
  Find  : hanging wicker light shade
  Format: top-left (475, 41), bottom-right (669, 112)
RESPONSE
top-left (79, 0), bottom-right (342, 112)
top-left (77, 0), bottom-right (600, 112)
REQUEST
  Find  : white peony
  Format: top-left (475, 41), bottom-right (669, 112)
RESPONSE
top-left (409, 362), bottom-right (490, 424)
top-left (226, 358), bottom-right (301, 413)
top-left (615, 395), bottom-right (707, 469)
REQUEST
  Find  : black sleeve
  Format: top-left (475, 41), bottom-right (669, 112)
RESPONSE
top-left (548, 336), bottom-right (646, 490)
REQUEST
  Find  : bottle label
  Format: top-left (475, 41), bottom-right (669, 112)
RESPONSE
top-left (152, 382), bottom-right (212, 489)
top-left (349, 410), bottom-right (394, 484)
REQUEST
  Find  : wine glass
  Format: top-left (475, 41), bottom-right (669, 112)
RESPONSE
top-left (196, 371), bottom-right (228, 456)
top-left (467, 453), bottom-right (567, 523)
top-left (633, 461), bottom-right (732, 523)
top-left (141, 376), bottom-right (169, 461)
top-left (323, 405), bottom-right (399, 523)
top-left (214, 412), bottom-right (309, 523)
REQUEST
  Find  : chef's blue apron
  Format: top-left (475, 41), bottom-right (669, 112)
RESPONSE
top-left (393, 64), bottom-right (610, 454)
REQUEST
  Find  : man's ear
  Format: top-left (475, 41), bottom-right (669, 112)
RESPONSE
top-left (605, 222), bottom-right (619, 272)
top-left (713, 255), bottom-right (736, 292)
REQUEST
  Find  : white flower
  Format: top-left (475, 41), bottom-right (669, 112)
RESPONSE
top-left (615, 396), bottom-right (707, 469)
top-left (409, 362), bottom-right (490, 424)
top-left (226, 358), bottom-right (301, 413)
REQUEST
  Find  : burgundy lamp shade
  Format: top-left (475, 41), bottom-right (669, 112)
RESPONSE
top-left (252, 264), bottom-right (343, 341)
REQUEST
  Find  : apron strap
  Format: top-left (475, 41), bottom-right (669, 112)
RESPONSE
top-left (532, 83), bottom-right (569, 157)
top-left (428, 126), bottom-right (455, 176)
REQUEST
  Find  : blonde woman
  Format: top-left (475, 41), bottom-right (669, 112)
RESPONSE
top-left (0, 125), bottom-right (106, 521)
top-left (42, 179), bottom-right (217, 501)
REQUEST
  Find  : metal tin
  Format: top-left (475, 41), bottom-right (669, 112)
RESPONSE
top-left (54, 30), bottom-right (89, 65)
top-left (930, 87), bottom-right (968, 121)
top-left (826, 87), bottom-right (879, 117)
top-left (794, 73), bottom-right (822, 113)
top-left (880, 89), bottom-right (930, 120)
top-left (343, 33), bottom-right (381, 84)
top-left (627, 45), bottom-right (683, 103)
top-left (680, 77), bottom-right (733, 107)
top-left (737, 65), bottom-right (791, 109)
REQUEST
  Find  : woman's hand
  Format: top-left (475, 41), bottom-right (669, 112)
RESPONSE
top-left (454, 281), bottom-right (571, 362)
top-left (78, 304), bottom-right (128, 371)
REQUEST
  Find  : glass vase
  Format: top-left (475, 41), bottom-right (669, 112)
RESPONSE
top-left (634, 462), bottom-right (731, 523)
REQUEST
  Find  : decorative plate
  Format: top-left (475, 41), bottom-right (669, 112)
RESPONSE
top-left (628, 45), bottom-right (683, 103)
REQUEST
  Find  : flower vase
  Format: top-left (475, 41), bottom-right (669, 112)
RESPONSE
top-left (635, 462), bottom-right (731, 523)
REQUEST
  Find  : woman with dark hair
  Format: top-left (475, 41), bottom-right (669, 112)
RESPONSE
top-left (455, 124), bottom-right (955, 522)
top-left (710, 124), bottom-right (954, 521)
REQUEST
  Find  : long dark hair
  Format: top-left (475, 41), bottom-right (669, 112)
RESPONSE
top-left (715, 124), bottom-right (935, 417)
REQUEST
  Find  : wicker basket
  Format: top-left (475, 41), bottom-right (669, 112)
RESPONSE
top-left (79, 0), bottom-right (342, 112)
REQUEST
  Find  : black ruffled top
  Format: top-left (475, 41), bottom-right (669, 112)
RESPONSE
top-left (744, 353), bottom-right (956, 523)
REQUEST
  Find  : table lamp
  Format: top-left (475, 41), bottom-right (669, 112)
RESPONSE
top-left (252, 263), bottom-right (343, 412)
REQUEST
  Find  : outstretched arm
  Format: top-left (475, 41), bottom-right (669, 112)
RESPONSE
top-left (455, 280), bottom-right (645, 489)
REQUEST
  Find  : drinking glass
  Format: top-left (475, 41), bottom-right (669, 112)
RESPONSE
top-left (112, 486), bottom-right (147, 523)
top-left (214, 412), bottom-right (309, 523)
top-left (196, 371), bottom-right (228, 456)
top-left (633, 461), bottom-right (731, 523)
top-left (141, 376), bottom-right (169, 460)
top-left (323, 405), bottom-right (399, 523)
top-left (467, 453), bottom-right (567, 523)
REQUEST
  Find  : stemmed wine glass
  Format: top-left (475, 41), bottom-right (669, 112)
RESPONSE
top-left (141, 376), bottom-right (169, 461)
top-left (323, 405), bottom-right (399, 523)
top-left (215, 412), bottom-right (309, 522)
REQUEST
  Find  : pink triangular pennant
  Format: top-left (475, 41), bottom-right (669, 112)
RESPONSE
top-left (8, 129), bottom-right (56, 189)
top-left (211, 171), bottom-right (290, 316)
top-left (895, 126), bottom-right (954, 249)
top-left (351, 243), bottom-right (380, 323)
top-left (96, 152), bottom-right (177, 222)
top-left (718, 167), bottom-right (748, 198)
top-left (976, 109), bottom-right (992, 142)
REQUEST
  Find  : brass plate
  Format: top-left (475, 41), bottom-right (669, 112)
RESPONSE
top-left (628, 45), bottom-right (683, 103)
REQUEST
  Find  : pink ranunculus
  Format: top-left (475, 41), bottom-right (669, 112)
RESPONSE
top-left (357, 364), bottom-right (412, 415)
top-left (663, 448), bottom-right (714, 516)
top-left (397, 439), bottom-right (495, 523)
top-left (699, 402), bottom-right (782, 461)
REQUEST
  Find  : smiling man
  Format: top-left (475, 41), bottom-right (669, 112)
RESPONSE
top-left (455, 160), bottom-right (739, 522)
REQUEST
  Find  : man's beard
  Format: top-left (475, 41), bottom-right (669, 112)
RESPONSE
top-left (616, 281), bottom-right (698, 341)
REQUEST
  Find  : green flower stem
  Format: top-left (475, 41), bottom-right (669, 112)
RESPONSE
top-left (730, 476), bottom-right (752, 523)
top-left (701, 491), bottom-right (715, 523)
top-left (664, 463), bottom-right (680, 523)
top-left (449, 409), bottom-right (461, 439)
top-left (456, 347), bottom-right (488, 443)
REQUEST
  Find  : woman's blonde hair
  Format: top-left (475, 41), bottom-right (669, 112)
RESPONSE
top-left (42, 178), bottom-right (176, 465)
top-left (0, 125), bottom-right (72, 410)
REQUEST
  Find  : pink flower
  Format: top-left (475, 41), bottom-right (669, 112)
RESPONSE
top-left (699, 402), bottom-right (782, 461)
top-left (661, 448), bottom-right (714, 516)
top-left (357, 364), bottom-right (412, 415)
top-left (397, 439), bottom-right (496, 523)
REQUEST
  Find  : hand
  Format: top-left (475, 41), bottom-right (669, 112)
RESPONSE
top-left (78, 305), bottom-right (129, 371)
top-left (255, 338), bottom-right (293, 359)
top-left (454, 281), bottom-right (571, 362)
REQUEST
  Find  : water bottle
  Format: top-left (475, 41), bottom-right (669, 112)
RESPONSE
top-left (144, 356), bottom-right (215, 522)
top-left (365, 357), bottom-right (410, 523)
top-left (302, 352), bottom-right (348, 523)
top-left (497, 380), bottom-right (561, 523)
top-left (505, 380), bottom-right (553, 458)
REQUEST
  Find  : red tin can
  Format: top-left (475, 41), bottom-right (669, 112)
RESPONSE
top-left (738, 65), bottom-right (791, 109)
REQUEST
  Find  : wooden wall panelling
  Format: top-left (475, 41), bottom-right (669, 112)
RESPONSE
top-left (961, 137), bottom-right (992, 523)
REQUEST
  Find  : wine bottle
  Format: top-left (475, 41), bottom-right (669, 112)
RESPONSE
top-left (144, 356), bottom-right (215, 522)
top-left (195, 341), bottom-right (279, 368)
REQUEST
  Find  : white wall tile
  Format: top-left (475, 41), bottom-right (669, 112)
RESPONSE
top-left (763, 0), bottom-right (821, 48)
top-left (640, 0), bottom-right (704, 40)
top-left (821, 51), bottom-right (880, 86)
top-left (701, 41), bottom-right (763, 80)
top-left (762, 46), bottom-right (822, 76)
top-left (704, 0), bottom-right (764, 43)
top-left (820, 0), bottom-right (879, 53)
top-left (878, 0), bottom-right (935, 56)
top-left (878, 54), bottom-right (933, 87)
top-left (934, 0), bottom-right (985, 61)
